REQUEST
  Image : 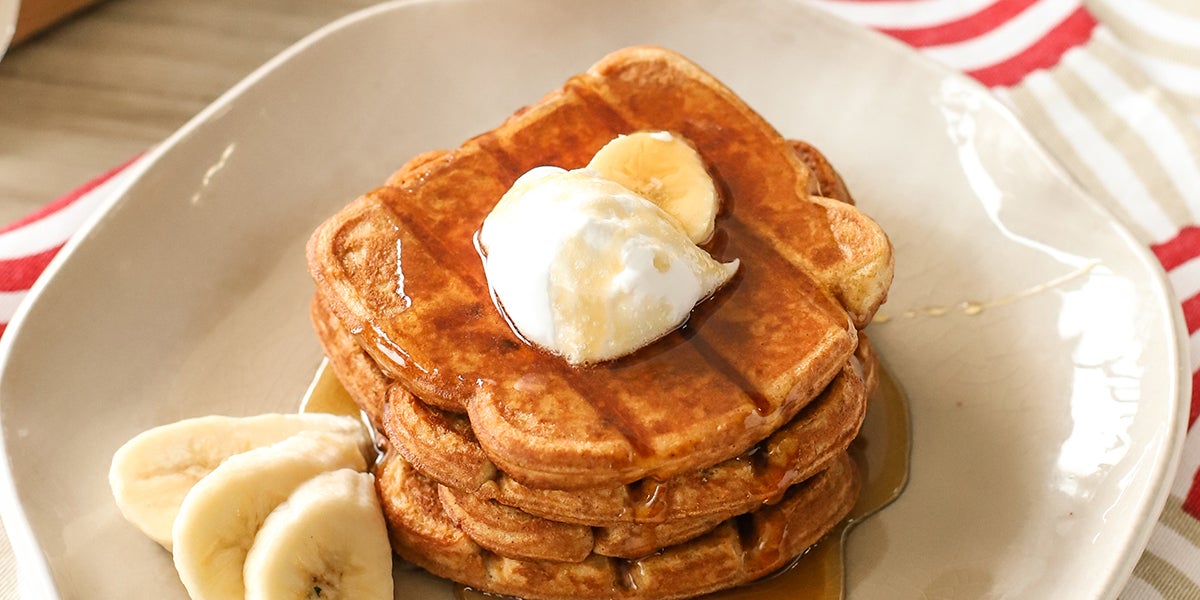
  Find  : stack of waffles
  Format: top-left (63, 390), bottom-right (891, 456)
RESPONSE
top-left (306, 46), bottom-right (893, 599)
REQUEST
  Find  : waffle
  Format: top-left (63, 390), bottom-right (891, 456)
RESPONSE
top-left (382, 358), bottom-right (867, 526)
top-left (308, 135), bottom-right (869, 435)
top-left (306, 46), bottom-right (893, 490)
top-left (437, 485), bottom-right (727, 562)
top-left (377, 450), bottom-right (859, 600)
top-left (306, 45), bottom-right (895, 599)
top-left (312, 296), bottom-right (870, 527)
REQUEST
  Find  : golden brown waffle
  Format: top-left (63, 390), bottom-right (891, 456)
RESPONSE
top-left (383, 360), bottom-right (866, 526)
top-left (308, 134), bottom-right (868, 435)
top-left (311, 295), bottom-right (870, 527)
top-left (306, 46), bottom-right (895, 599)
top-left (307, 46), bottom-right (893, 490)
top-left (438, 485), bottom-right (726, 562)
top-left (377, 450), bottom-right (859, 600)
top-left (791, 139), bottom-right (854, 205)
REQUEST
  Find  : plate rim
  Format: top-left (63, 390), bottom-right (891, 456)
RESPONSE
top-left (0, 0), bottom-right (1188, 598)
top-left (0, 3), bottom-right (432, 597)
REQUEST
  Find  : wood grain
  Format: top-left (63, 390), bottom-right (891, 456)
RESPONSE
top-left (0, 0), bottom-right (379, 224)
top-left (0, 3), bottom-right (380, 596)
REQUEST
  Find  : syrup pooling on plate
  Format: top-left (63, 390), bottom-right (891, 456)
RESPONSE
top-left (299, 358), bottom-right (367, 417)
top-left (715, 362), bottom-right (909, 600)
top-left (301, 359), bottom-right (386, 465)
top-left (872, 260), bottom-right (1099, 324)
top-left (450, 362), bottom-right (910, 600)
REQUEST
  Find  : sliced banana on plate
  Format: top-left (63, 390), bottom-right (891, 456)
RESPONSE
top-left (244, 469), bottom-right (393, 600)
top-left (109, 413), bottom-right (371, 550)
top-left (171, 431), bottom-right (369, 600)
top-left (588, 130), bottom-right (719, 245)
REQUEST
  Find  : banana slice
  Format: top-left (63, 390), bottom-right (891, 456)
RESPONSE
top-left (587, 130), bottom-right (719, 244)
top-left (243, 469), bottom-right (393, 600)
top-left (109, 413), bottom-right (371, 550)
top-left (172, 431), bottom-right (369, 600)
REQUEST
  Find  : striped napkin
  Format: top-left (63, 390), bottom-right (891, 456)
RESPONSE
top-left (1, 0), bottom-right (1198, 597)
top-left (810, 1), bottom-right (1200, 597)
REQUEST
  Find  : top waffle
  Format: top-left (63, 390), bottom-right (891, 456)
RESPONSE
top-left (307, 46), bottom-right (893, 490)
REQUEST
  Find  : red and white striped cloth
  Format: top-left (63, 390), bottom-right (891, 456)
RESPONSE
top-left (0, 156), bottom-right (140, 338)
top-left (814, 1), bottom-right (1200, 597)
top-left (2, 0), bottom-right (1199, 596)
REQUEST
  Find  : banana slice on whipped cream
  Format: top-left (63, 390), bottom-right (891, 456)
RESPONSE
top-left (479, 131), bottom-right (737, 365)
top-left (588, 130), bottom-right (719, 244)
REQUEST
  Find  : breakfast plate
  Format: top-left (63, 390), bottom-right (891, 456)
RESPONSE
top-left (0, 0), bottom-right (1187, 598)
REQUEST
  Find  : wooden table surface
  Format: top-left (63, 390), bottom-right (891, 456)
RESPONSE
top-left (0, 1), bottom-right (382, 594)
top-left (0, 0), bottom-right (381, 225)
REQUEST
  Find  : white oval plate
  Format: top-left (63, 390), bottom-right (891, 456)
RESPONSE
top-left (0, 0), bottom-right (1187, 598)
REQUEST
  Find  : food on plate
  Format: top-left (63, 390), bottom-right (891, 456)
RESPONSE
top-left (305, 45), bottom-right (893, 599)
top-left (379, 450), bottom-right (858, 598)
top-left (109, 415), bottom-right (393, 600)
top-left (171, 431), bottom-right (368, 599)
top-left (478, 159), bottom-right (739, 365)
top-left (586, 130), bottom-right (721, 244)
top-left (108, 413), bottom-right (371, 550)
top-left (308, 49), bottom-right (890, 491)
top-left (315, 296), bottom-right (870, 524)
top-left (243, 469), bottom-right (393, 600)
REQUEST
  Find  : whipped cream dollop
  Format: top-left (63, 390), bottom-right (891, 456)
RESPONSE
top-left (478, 166), bottom-right (738, 365)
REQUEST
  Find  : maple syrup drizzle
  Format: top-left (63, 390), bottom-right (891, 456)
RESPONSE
top-left (395, 237), bottom-right (413, 310)
top-left (873, 259), bottom-right (1099, 324)
top-left (751, 511), bottom-right (786, 569)
top-left (631, 479), bottom-right (670, 523)
top-left (616, 560), bottom-right (642, 593)
top-left (617, 524), bottom-right (661, 558)
top-left (451, 362), bottom-right (910, 600)
top-left (561, 373), bottom-right (658, 458)
top-left (298, 361), bottom-right (361, 417)
top-left (678, 323), bottom-right (773, 417)
top-left (370, 323), bottom-right (427, 374)
top-left (382, 187), bottom-right (489, 292)
top-left (705, 362), bottom-right (910, 599)
top-left (474, 220), bottom-right (774, 459)
top-left (362, 147), bottom-right (853, 479)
